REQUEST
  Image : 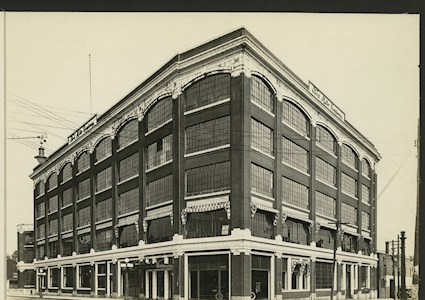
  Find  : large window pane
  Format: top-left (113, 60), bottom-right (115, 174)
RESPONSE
top-left (186, 210), bottom-right (229, 238)
top-left (362, 185), bottom-right (370, 204)
top-left (316, 126), bottom-right (335, 154)
top-left (251, 210), bottom-right (274, 239)
top-left (316, 158), bottom-right (336, 186)
top-left (61, 163), bottom-right (73, 182)
top-left (341, 203), bottom-right (357, 226)
top-left (147, 97), bottom-right (173, 131)
top-left (362, 211), bottom-right (370, 230)
top-left (48, 219), bottom-right (58, 236)
top-left (146, 134), bottom-right (172, 170)
top-left (282, 219), bottom-right (308, 245)
top-left (78, 234), bottom-right (91, 254)
top-left (77, 178), bottom-right (91, 200)
top-left (282, 101), bottom-right (309, 136)
top-left (186, 162), bottom-right (230, 196)
top-left (315, 192), bottom-right (336, 218)
top-left (146, 175), bottom-right (173, 207)
top-left (251, 118), bottom-right (273, 155)
top-left (119, 153), bottom-right (139, 182)
top-left (95, 138), bottom-right (112, 162)
top-left (282, 137), bottom-right (308, 173)
top-left (62, 213), bottom-right (73, 232)
top-left (96, 198), bottom-right (112, 222)
top-left (47, 173), bottom-right (58, 191)
top-left (96, 167), bottom-right (112, 192)
top-left (251, 76), bottom-right (273, 113)
top-left (76, 152), bottom-right (90, 173)
top-left (147, 217), bottom-right (173, 243)
top-left (119, 224), bottom-right (138, 248)
top-left (48, 195), bottom-right (58, 213)
top-left (62, 188), bottom-right (73, 207)
top-left (77, 206), bottom-right (91, 227)
top-left (251, 164), bottom-right (273, 198)
top-left (282, 177), bottom-right (309, 210)
top-left (118, 119), bottom-right (138, 149)
top-left (342, 144), bottom-right (358, 168)
top-left (118, 188), bottom-right (139, 215)
top-left (341, 173), bottom-right (357, 197)
top-left (36, 202), bottom-right (45, 218)
top-left (316, 228), bottom-right (334, 250)
top-left (96, 229), bottom-right (113, 251)
top-left (316, 262), bottom-right (333, 289)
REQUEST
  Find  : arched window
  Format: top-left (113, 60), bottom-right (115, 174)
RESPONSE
top-left (61, 163), bottom-right (72, 182)
top-left (316, 126), bottom-right (336, 154)
top-left (146, 96), bottom-right (173, 132)
top-left (118, 119), bottom-right (138, 149)
top-left (282, 101), bottom-right (309, 136)
top-left (47, 173), bottom-right (58, 191)
top-left (95, 138), bottom-right (111, 162)
top-left (35, 181), bottom-right (45, 198)
top-left (251, 76), bottom-right (274, 113)
top-left (362, 158), bottom-right (371, 178)
top-left (76, 152), bottom-right (90, 173)
top-left (184, 73), bottom-right (230, 112)
top-left (342, 144), bottom-right (358, 169)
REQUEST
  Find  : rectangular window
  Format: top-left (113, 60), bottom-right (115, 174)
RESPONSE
top-left (341, 203), bottom-right (358, 226)
top-left (78, 234), bottom-right (91, 254)
top-left (37, 245), bottom-right (44, 260)
top-left (186, 116), bottom-right (230, 154)
top-left (316, 228), bottom-right (335, 250)
top-left (77, 206), bottom-right (91, 227)
top-left (251, 76), bottom-right (273, 112)
top-left (362, 185), bottom-right (370, 204)
top-left (147, 217), bottom-right (173, 244)
top-left (316, 158), bottom-right (336, 186)
top-left (146, 175), bottom-right (173, 207)
top-left (36, 202), bottom-right (45, 218)
top-left (48, 219), bottom-right (58, 236)
top-left (48, 240), bottom-right (58, 258)
top-left (77, 178), bottom-right (91, 200)
top-left (360, 266), bottom-right (368, 288)
top-left (282, 219), bottom-right (309, 245)
top-left (118, 188), bottom-right (139, 215)
top-left (315, 192), bottom-right (336, 218)
top-left (186, 161), bottom-right (230, 196)
top-left (62, 213), bottom-right (73, 232)
top-left (37, 224), bottom-right (45, 239)
top-left (251, 210), bottom-right (274, 239)
top-left (251, 164), bottom-right (273, 198)
top-left (315, 262), bottom-right (333, 289)
top-left (118, 224), bottom-right (138, 248)
top-left (186, 210), bottom-right (229, 239)
top-left (282, 177), bottom-right (309, 210)
top-left (96, 229), bottom-right (113, 251)
top-left (62, 238), bottom-right (73, 257)
top-left (251, 118), bottom-right (273, 155)
top-left (48, 195), bottom-right (58, 213)
top-left (79, 265), bottom-right (92, 288)
top-left (341, 173), bottom-right (357, 197)
top-left (63, 267), bottom-right (74, 288)
top-left (49, 268), bottom-right (59, 288)
top-left (95, 167), bottom-right (112, 192)
top-left (119, 153), bottom-right (139, 181)
top-left (96, 198), bottom-right (112, 222)
top-left (62, 188), bottom-right (73, 207)
top-left (362, 211), bottom-right (370, 230)
top-left (342, 233), bottom-right (358, 253)
top-left (282, 137), bottom-right (308, 173)
top-left (146, 134), bottom-right (172, 170)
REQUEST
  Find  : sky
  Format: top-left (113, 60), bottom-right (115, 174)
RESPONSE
top-left (3, 13), bottom-right (419, 257)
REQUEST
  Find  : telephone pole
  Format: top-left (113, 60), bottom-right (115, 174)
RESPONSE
top-left (400, 231), bottom-right (407, 299)
top-left (392, 240), bottom-right (397, 299)
top-left (329, 220), bottom-right (348, 300)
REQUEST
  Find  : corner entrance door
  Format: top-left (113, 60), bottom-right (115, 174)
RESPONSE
top-left (251, 270), bottom-right (269, 300)
top-left (346, 265), bottom-right (352, 299)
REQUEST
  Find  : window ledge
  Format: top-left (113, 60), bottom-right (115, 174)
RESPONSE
top-left (117, 174), bottom-right (139, 185)
top-left (316, 213), bottom-right (336, 221)
top-left (251, 101), bottom-right (275, 118)
top-left (316, 144), bottom-right (337, 158)
top-left (341, 191), bottom-right (358, 200)
top-left (185, 190), bottom-right (230, 200)
top-left (76, 167), bottom-right (90, 176)
top-left (117, 211), bottom-right (139, 219)
top-left (282, 161), bottom-right (310, 176)
top-left (342, 160), bottom-right (358, 171)
top-left (145, 118), bottom-right (173, 136)
top-left (146, 160), bottom-right (173, 173)
top-left (251, 146), bottom-right (275, 160)
top-left (95, 186), bottom-right (112, 196)
top-left (184, 98), bottom-right (230, 116)
top-left (94, 154), bottom-right (112, 166)
top-left (36, 194), bottom-right (45, 200)
top-left (77, 224), bottom-right (91, 230)
top-left (117, 139), bottom-right (139, 152)
top-left (251, 191), bottom-right (274, 202)
top-left (282, 202), bottom-right (310, 213)
top-left (315, 178), bottom-right (337, 190)
top-left (146, 200), bottom-right (173, 210)
top-left (185, 144), bottom-right (230, 158)
top-left (61, 229), bottom-right (73, 234)
top-left (36, 216), bottom-right (45, 221)
top-left (76, 196), bottom-right (91, 203)
top-left (48, 210), bottom-right (58, 216)
top-left (61, 203), bottom-right (73, 210)
top-left (95, 218), bottom-right (112, 225)
top-left (61, 177), bottom-right (72, 185)
top-left (282, 121), bottom-right (310, 140)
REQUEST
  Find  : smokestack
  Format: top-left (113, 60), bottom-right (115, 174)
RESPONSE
top-left (35, 145), bottom-right (47, 165)
top-left (385, 241), bottom-right (390, 254)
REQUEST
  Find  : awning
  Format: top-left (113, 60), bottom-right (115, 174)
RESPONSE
top-left (283, 210), bottom-right (313, 224)
top-left (143, 211), bottom-right (173, 232)
top-left (181, 201), bottom-right (230, 225)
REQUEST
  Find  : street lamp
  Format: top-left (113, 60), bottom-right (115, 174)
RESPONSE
top-left (38, 269), bottom-right (46, 298)
top-left (121, 259), bottom-right (134, 299)
top-left (329, 221), bottom-right (349, 300)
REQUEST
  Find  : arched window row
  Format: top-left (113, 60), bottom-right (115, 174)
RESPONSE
top-left (341, 143), bottom-right (358, 169)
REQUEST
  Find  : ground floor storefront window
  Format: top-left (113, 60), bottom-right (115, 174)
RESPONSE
top-left (189, 254), bottom-right (229, 300)
top-left (251, 255), bottom-right (270, 299)
top-left (316, 261), bottom-right (333, 289)
top-left (146, 269), bottom-right (172, 299)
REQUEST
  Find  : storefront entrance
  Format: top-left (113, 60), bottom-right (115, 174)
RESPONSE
top-left (146, 269), bottom-right (172, 299)
top-left (346, 265), bottom-right (352, 299)
top-left (251, 255), bottom-right (270, 300)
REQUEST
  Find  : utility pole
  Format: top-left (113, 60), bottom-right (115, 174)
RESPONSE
top-left (392, 240), bottom-right (397, 299)
top-left (397, 235), bottom-right (400, 299)
top-left (400, 231), bottom-right (407, 299)
top-left (329, 220), bottom-right (348, 300)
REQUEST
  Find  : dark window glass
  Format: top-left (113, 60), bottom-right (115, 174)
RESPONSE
top-left (362, 240), bottom-right (371, 256)
top-left (78, 234), bottom-right (91, 254)
top-left (315, 262), bottom-right (333, 289)
top-left (119, 224), bottom-right (138, 248)
top-left (251, 76), bottom-right (273, 113)
top-left (48, 219), bottom-right (58, 236)
top-left (316, 126), bottom-right (336, 154)
top-left (147, 175), bottom-right (173, 207)
top-left (147, 217), bottom-right (173, 244)
top-left (37, 224), bottom-right (45, 239)
top-left (36, 245), bottom-right (44, 259)
top-left (119, 153), bottom-right (139, 182)
top-left (96, 198), bottom-right (112, 222)
top-left (49, 268), bottom-right (59, 288)
top-left (251, 210), bottom-right (274, 239)
top-left (282, 101), bottom-right (309, 136)
top-left (62, 188), bottom-right (73, 207)
top-left (342, 233), bottom-right (358, 253)
top-left (341, 203), bottom-right (357, 226)
top-left (185, 74), bottom-right (230, 112)
top-left (24, 248), bottom-right (34, 263)
top-left (47, 173), bottom-right (58, 191)
top-left (95, 167), bottom-right (112, 192)
top-left (251, 164), bottom-right (273, 198)
top-left (186, 210), bottom-right (229, 239)
top-left (186, 116), bottom-right (230, 154)
top-left (282, 177), bottom-right (309, 210)
top-left (362, 211), bottom-right (370, 230)
top-left (251, 118), bottom-right (273, 155)
top-left (362, 185), bottom-right (370, 204)
top-left (146, 134), bottom-right (172, 170)
top-left (63, 267), bottom-right (74, 287)
top-left (282, 219), bottom-right (309, 245)
top-left (342, 144), bottom-right (358, 169)
top-left (316, 228), bottom-right (335, 250)
top-left (186, 162), bottom-right (230, 196)
top-left (48, 240), bottom-right (58, 258)
top-left (282, 137), bottom-right (309, 173)
top-left (35, 181), bottom-right (45, 197)
top-left (118, 188), bottom-right (139, 215)
top-left (62, 213), bottom-right (73, 232)
top-left (341, 173), bottom-right (357, 197)
top-left (147, 97), bottom-right (173, 131)
top-left (48, 195), bottom-right (58, 213)
top-left (118, 119), bottom-right (138, 149)
top-left (76, 152), bottom-right (90, 173)
top-left (79, 265), bottom-right (91, 288)
top-left (36, 202), bottom-right (45, 218)
top-left (362, 159), bottom-right (371, 177)
top-left (96, 229), bottom-right (113, 251)
top-left (77, 206), bottom-right (91, 227)
top-left (62, 238), bottom-right (73, 257)
top-left (316, 158), bottom-right (336, 186)
top-left (95, 138), bottom-right (112, 162)
top-left (61, 163), bottom-right (72, 182)
top-left (77, 178), bottom-right (91, 200)
top-left (315, 192), bottom-right (336, 218)
top-left (360, 266), bottom-right (368, 288)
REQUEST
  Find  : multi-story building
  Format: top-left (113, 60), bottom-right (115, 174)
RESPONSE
top-left (29, 28), bottom-right (380, 300)
top-left (16, 223), bottom-right (36, 289)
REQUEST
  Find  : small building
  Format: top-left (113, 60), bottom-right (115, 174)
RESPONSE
top-left (29, 28), bottom-right (381, 300)
top-left (16, 223), bottom-right (36, 289)
top-left (7, 256), bottom-right (18, 289)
